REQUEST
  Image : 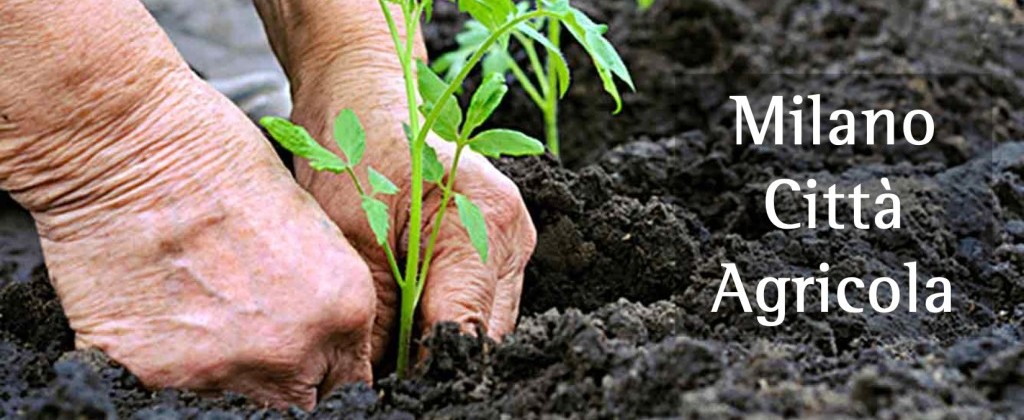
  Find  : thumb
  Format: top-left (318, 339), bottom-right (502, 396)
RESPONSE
top-left (417, 205), bottom-right (498, 338)
top-left (416, 170), bottom-right (535, 342)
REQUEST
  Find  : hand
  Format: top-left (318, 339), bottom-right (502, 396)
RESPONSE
top-left (255, 1), bottom-right (538, 364)
top-left (0, 0), bottom-right (377, 408)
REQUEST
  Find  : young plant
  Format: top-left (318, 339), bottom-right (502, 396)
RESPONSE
top-left (260, 0), bottom-right (632, 378)
top-left (434, 1), bottom-right (635, 156)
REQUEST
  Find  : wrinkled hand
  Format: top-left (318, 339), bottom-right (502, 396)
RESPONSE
top-left (256, 1), bottom-right (537, 364)
top-left (1, 0), bottom-right (377, 409)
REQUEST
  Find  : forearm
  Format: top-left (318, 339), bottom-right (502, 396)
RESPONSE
top-left (253, 0), bottom-right (432, 198)
top-left (254, 0), bottom-right (426, 81)
top-left (0, 0), bottom-right (265, 238)
top-left (0, 1), bottom-right (176, 209)
top-left (254, 0), bottom-right (426, 128)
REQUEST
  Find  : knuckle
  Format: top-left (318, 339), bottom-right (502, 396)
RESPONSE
top-left (427, 296), bottom-right (489, 331)
top-left (319, 259), bottom-right (376, 336)
top-left (220, 350), bottom-right (319, 409)
top-left (479, 177), bottom-right (537, 255)
top-left (236, 331), bottom-right (311, 375)
top-left (482, 178), bottom-right (529, 225)
top-left (491, 176), bottom-right (525, 203)
top-left (520, 217), bottom-right (539, 254)
top-left (422, 273), bottom-right (495, 326)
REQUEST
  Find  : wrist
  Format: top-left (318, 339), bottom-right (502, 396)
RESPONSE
top-left (0, 0), bottom-right (244, 239)
top-left (268, 2), bottom-right (428, 162)
top-left (256, 0), bottom-right (426, 93)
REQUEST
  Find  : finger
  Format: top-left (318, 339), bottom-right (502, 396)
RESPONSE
top-left (292, 160), bottom-right (406, 366)
top-left (302, 245), bottom-right (376, 405)
top-left (316, 257), bottom-right (376, 403)
top-left (417, 204), bottom-right (498, 336)
top-left (484, 187), bottom-right (534, 340)
top-left (315, 243), bottom-right (378, 397)
top-left (366, 256), bottom-right (400, 366)
top-left (418, 160), bottom-right (536, 341)
top-left (317, 322), bottom-right (374, 403)
top-left (486, 224), bottom-right (532, 339)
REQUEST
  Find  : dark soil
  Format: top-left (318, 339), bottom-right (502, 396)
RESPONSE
top-left (2, 0), bottom-right (1024, 418)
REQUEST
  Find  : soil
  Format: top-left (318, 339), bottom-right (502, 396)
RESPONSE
top-left (2, 0), bottom-right (1024, 418)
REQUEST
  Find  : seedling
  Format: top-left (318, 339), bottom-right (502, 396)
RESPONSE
top-left (435, 2), bottom-right (634, 156)
top-left (261, 0), bottom-right (632, 378)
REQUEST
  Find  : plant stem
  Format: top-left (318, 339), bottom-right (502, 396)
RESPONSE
top-left (345, 168), bottom-right (405, 286)
top-left (544, 17), bottom-right (561, 156)
top-left (396, 281), bottom-right (416, 378)
top-left (394, 7), bottom-right (560, 378)
top-left (413, 11), bottom-right (555, 269)
top-left (515, 33), bottom-right (550, 98)
top-left (415, 11), bottom-right (554, 149)
top-left (378, 0), bottom-right (424, 379)
top-left (505, 56), bottom-right (546, 108)
top-left (416, 144), bottom-right (465, 299)
top-left (543, 103), bottom-right (559, 156)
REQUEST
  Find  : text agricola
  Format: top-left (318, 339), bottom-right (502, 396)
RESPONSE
top-left (713, 95), bottom-right (951, 326)
top-left (713, 262), bottom-right (951, 327)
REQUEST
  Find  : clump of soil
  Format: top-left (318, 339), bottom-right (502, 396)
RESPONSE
top-left (2, 0), bottom-right (1023, 418)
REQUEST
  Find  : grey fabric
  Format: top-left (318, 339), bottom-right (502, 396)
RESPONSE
top-left (143, 0), bottom-right (291, 119)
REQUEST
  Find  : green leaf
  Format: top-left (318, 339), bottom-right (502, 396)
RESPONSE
top-left (403, 123), bottom-right (446, 184)
top-left (368, 167), bottom-right (399, 195)
top-left (419, 103), bottom-right (460, 142)
top-left (259, 116), bottom-right (348, 173)
top-left (566, 8), bottom-right (607, 34)
top-left (423, 143), bottom-right (445, 183)
top-left (423, 0), bottom-right (434, 21)
top-left (638, 0), bottom-right (655, 10)
top-left (481, 48), bottom-right (513, 79)
top-left (550, 50), bottom-right (571, 98)
top-left (516, 23), bottom-right (572, 97)
top-left (557, 7), bottom-right (635, 113)
top-left (542, 0), bottom-right (570, 13)
top-left (454, 1), bottom-right (515, 54)
top-left (585, 30), bottom-right (635, 91)
top-left (458, 0), bottom-right (515, 30)
top-left (334, 109), bottom-right (366, 166)
top-left (463, 73), bottom-right (508, 137)
top-left (432, 19), bottom-right (512, 86)
top-left (361, 196), bottom-right (391, 246)
top-left (469, 129), bottom-right (545, 158)
top-left (417, 60), bottom-right (463, 142)
top-left (455, 194), bottom-right (489, 262)
top-left (433, 21), bottom-right (491, 82)
top-left (515, 1), bottom-right (531, 15)
top-left (402, 122), bottom-right (414, 144)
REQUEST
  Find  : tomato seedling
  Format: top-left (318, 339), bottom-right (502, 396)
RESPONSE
top-left (261, 0), bottom-right (632, 378)
top-left (435, 1), bottom-right (635, 156)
